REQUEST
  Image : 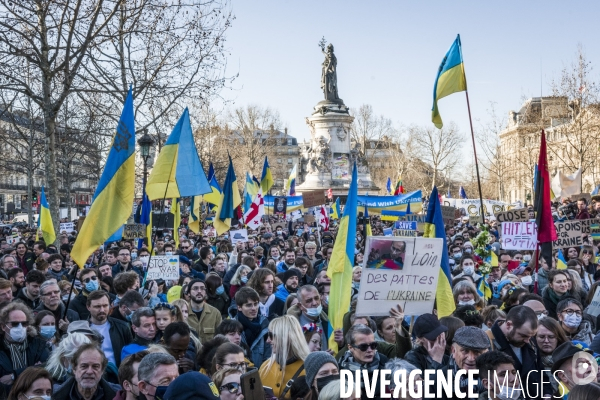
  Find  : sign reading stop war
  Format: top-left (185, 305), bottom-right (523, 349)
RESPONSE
top-left (553, 220), bottom-right (584, 249)
top-left (501, 222), bottom-right (537, 250)
top-left (123, 224), bottom-right (146, 239)
top-left (495, 208), bottom-right (528, 223)
top-left (355, 236), bottom-right (443, 317)
top-left (146, 256), bottom-right (180, 281)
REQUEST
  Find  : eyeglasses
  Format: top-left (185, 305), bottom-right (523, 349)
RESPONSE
top-left (219, 382), bottom-right (240, 394)
top-left (562, 309), bottom-right (582, 316)
top-left (219, 362), bottom-right (249, 372)
top-left (6, 321), bottom-right (28, 328)
top-left (42, 290), bottom-right (60, 297)
top-left (352, 342), bottom-right (377, 352)
top-left (181, 246), bottom-right (190, 250)
top-left (582, 250), bottom-right (592, 255)
top-left (83, 276), bottom-right (98, 284)
top-left (538, 334), bottom-right (556, 342)
top-left (190, 286), bottom-right (206, 293)
top-left (536, 310), bottom-right (548, 317)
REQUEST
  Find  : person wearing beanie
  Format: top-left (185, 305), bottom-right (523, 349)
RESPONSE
top-left (274, 268), bottom-right (301, 302)
top-left (304, 351), bottom-right (339, 398)
top-left (404, 313), bottom-right (449, 371)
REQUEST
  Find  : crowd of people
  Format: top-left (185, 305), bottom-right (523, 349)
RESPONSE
top-left (0, 197), bottom-right (599, 399)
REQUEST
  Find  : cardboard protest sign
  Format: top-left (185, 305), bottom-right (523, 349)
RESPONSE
top-left (580, 218), bottom-right (595, 235)
top-left (469, 215), bottom-right (481, 226)
top-left (586, 287), bottom-right (600, 317)
top-left (553, 220), bottom-right (584, 249)
top-left (394, 230), bottom-right (417, 237)
top-left (301, 190), bottom-right (326, 208)
top-left (501, 221), bottom-right (537, 250)
top-left (303, 214), bottom-right (316, 225)
top-left (76, 216), bottom-right (86, 232)
top-left (355, 236), bottom-right (443, 317)
top-left (495, 208), bottom-right (528, 223)
top-left (230, 229), bottom-right (248, 244)
top-left (569, 193), bottom-right (592, 204)
top-left (146, 255), bottom-right (180, 281)
top-left (440, 206), bottom-right (457, 226)
top-left (59, 222), bottom-right (75, 233)
top-left (123, 224), bottom-right (146, 239)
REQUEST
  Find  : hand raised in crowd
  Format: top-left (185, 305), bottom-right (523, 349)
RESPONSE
top-left (149, 280), bottom-right (158, 298)
top-left (333, 328), bottom-right (344, 347)
top-left (58, 317), bottom-right (69, 332)
top-left (424, 333), bottom-right (446, 363)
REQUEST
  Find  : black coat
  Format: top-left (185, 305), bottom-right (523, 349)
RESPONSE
top-left (0, 335), bottom-right (49, 392)
top-left (53, 376), bottom-right (120, 400)
top-left (15, 288), bottom-right (41, 310)
top-left (95, 317), bottom-right (133, 367)
top-left (68, 291), bottom-right (90, 320)
top-left (490, 321), bottom-right (552, 399)
top-left (34, 302), bottom-right (80, 329)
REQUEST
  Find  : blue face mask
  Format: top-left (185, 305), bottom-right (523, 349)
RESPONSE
top-left (216, 285), bottom-right (225, 295)
top-left (241, 276), bottom-right (248, 284)
top-left (125, 313), bottom-right (133, 322)
top-left (40, 325), bottom-right (56, 339)
top-left (155, 385), bottom-right (168, 400)
top-left (85, 279), bottom-right (99, 292)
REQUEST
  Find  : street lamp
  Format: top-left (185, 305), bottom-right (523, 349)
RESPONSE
top-left (137, 129), bottom-right (155, 196)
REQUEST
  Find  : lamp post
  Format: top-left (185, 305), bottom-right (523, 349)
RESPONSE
top-left (137, 129), bottom-right (155, 196)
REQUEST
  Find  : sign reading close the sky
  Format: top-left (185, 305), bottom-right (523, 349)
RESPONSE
top-left (355, 236), bottom-right (443, 317)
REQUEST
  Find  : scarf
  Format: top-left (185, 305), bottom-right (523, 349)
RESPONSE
top-left (339, 350), bottom-right (381, 374)
top-left (447, 357), bottom-right (486, 394)
top-left (4, 337), bottom-right (27, 370)
top-left (237, 313), bottom-right (263, 347)
top-left (548, 288), bottom-right (572, 305)
top-left (259, 295), bottom-right (276, 318)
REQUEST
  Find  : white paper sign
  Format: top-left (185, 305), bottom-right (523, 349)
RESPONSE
top-left (587, 287), bottom-right (600, 317)
top-left (146, 255), bottom-right (180, 281)
top-left (59, 222), bottom-right (75, 233)
top-left (230, 229), bottom-right (248, 244)
top-left (6, 235), bottom-right (20, 245)
top-left (355, 236), bottom-right (443, 317)
top-left (501, 221), bottom-right (538, 250)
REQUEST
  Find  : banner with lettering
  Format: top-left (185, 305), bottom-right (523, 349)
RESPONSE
top-left (264, 196), bottom-right (304, 214)
top-left (357, 190), bottom-right (423, 216)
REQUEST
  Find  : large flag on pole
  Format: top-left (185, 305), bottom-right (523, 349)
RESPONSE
top-left (327, 163), bottom-right (358, 353)
top-left (432, 34), bottom-right (467, 129)
top-left (534, 130), bottom-right (557, 291)
top-left (285, 164), bottom-right (297, 196)
top-left (39, 186), bottom-right (56, 245)
top-left (260, 156), bottom-right (274, 194)
top-left (423, 186), bottom-right (455, 317)
top-left (214, 155), bottom-right (242, 235)
top-left (393, 177), bottom-right (405, 195)
top-left (145, 108), bottom-right (211, 200)
top-left (459, 186), bottom-right (467, 199)
top-left (138, 193), bottom-right (153, 250)
top-left (244, 172), bottom-right (259, 214)
top-left (171, 199), bottom-right (180, 248)
top-left (330, 197), bottom-right (341, 220)
top-left (71, 88), bottom-right (136, 268)
top-left (189, 195), bottom-right (202, 234)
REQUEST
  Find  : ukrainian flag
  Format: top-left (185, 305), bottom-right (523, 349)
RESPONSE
top-left (326, 164), bottom-right (358, 353)
top-left (244, 172), bottom-right (259, 214)
top-left (364, 204), bottom-right (372, 237)
top-left (214, 155), bottom-right (241, 235)
top-left (171, 199), bottom-right (180, 248)
top-left (432, 35), bottom-right (467, 129)
top-left (330, 197), bottom-right (341, 220)
top-left (423, 186), bottom-right (455, 317)
top-left (138, 194), bottom-right (153, 251)
top-left (71, 88), bottom-right (136, 268)
top-left (189, 195), bottom-right (202, 234)
top-left (146, 108), bottom-right (211, 200)
top-left (261, 156), bottom-right (273, 194)
top-left (204, 174), bottom-right (222, 208)
top-left (557, 249), bottom-right (568, 270)
top-left (286, 164), bottom-right (297, 196)
top-left (39, 186), bottom-right (56, 245)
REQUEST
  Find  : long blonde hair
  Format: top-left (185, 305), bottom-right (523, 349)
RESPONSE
top-left (265, 315), bottom-right (309, 374)
top-left (231, 265), bottom-right (252, 286)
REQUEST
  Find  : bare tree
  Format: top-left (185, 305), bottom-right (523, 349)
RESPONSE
top-left (408, 123), bottom-right (464, 189)
top-left (476, 102), bottom-right (508, 200)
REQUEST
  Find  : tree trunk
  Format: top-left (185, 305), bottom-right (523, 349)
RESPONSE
top-left (27, 167), bottom-right (33, 227)
top-left (431, 168), bottom-right (437, 190)
top-left (66, 162), bottom-right (72, 221)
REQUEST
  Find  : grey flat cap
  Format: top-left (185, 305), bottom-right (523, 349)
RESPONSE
top-left (453, 326), bottom-right (490, 350)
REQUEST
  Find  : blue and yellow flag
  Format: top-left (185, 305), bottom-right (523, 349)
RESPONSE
top-left (204, 174), bottom-right (222, 207)
top-left (39, 186), bottom-right (56, 245)
top-left (171, 199), bottom-right (181, 248)
top-left (214, 155), bottom-right (242, 235)
top-left (557, 249), bottom-right (568, 270)
top-left (286, 164), bottom-right (297, 196)
top-left (146, 108), bottom-right (211, 200)
top-left (432, 35), bottom-right (467, 129)
top-left (330, 197), bottom-right (341, 220)
top-left (326, 164), bottom-right (358, 353)
top-left (423, 186), bottom-right (455, 317)
top-left (244, 172), bottom-right (259, 214)
top-left (260, 156), bottom-right (273, 194)
top-left (71, 88), bottom-right (136, 268)
top-left (189, 195), bottom-right (202, 234)
top-left (138, 194), bottom-right (153, 250)
top-left (364, 203), bottom-right (372, 237)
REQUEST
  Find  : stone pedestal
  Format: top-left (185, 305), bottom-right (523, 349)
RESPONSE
top-left (298, 99), bottom-right (378, 195)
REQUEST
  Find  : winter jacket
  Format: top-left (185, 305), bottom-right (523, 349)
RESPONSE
top-left (54, 376), bottom-right (120, 400)
top-left (233, 313), bottom-right (272, 367)
top-left (34, 302), bottom-right (80, 329)
top-left (111, 262), bottom-right (143, 280)
top-left (15, 287), bottom-right (41, 310)
top-left (0, 335), bottom-right (49, 392)
top-left (274, 284), bottom-right (292, 302)
top-left (15, 252), bottom-right (35, 274)
top-left (68, 291), bottom-right (91, 320)
top-left (90, 317), bottom-right (133, 367)
top-left (206, 292), bottom-right (230, 319)
top-left (259, 358), bottom-right (305, 399)
top-left (186, 302), bottom-right (222, 344)
top-left (403, 344), bottom-right (449, 371)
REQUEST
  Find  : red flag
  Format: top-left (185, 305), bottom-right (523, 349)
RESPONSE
top-left (534, 130), bottom-right (557, 243)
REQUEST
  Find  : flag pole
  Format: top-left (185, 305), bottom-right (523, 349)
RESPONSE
top-left (464, 90), bottom-right (486, 225)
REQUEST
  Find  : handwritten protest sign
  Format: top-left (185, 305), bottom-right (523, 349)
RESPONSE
top-left (394, 230), bottom-right (417, 237)
top-left (440, 206), bottom-right (457, 226)
top-left (495, 208), bottom-right (528, 223)
top-left (587, 287), bottom-right (600, 317)
top-left (356, 236), bottom-right (443, 317)
top-left (501, 221), bottom-right (537, 250)
top-left (553, 220), bottom-right (584, 249)
top-left (146, 256), bottom-right (179, 281)
top-left (230, 229), bottom-right (248, 244)
top-left (469, 215), bottom-right (481, 226)
top-left (59, 222), bottom-right (75, 233)
top-left (301, 190), bottom-right (326, 208)
top-left (6, 235), bottom-right (20, 245)
top-left (580, 218), bottom-right (595, 235)
top-left (123, 224), bottom-right (146, 239)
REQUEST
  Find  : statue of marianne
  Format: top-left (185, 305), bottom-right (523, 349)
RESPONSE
top-left (321, 43), bottom-right (339, 101)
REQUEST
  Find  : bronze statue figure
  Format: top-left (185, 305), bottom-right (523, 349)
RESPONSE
top-left (320, 43), bottom-right (339, 101)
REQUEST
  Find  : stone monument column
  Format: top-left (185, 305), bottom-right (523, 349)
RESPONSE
top-left (298, 41), bottom-right (378, 195)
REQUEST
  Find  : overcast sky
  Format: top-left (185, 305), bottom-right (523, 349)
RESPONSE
top-left (220, 1), bottom-right (599, 148)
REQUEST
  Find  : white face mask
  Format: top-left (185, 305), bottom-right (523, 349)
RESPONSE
top-left (9, 324), bottom-right (27, 343)
top-left (563, 313), bottom-right (582, 328)
top-left (462, 266), bottom-right (474, 275)
top-left (458, 299), bottom-right (475, 306)
top-left (497, 385), bottom-right (521, 400)
top-left (521, 276), bottom-right (533, 286)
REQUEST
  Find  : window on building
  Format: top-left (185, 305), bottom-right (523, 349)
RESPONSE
top-left (277, 158), bottom-right (282, 164)
top-left (288, 158), bottom-right (292, 164)
top-left (287, 139), bottom-right (292, 146)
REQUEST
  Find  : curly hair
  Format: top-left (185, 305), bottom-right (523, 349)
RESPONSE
top-left (0, 302), bottom-right (36, 337)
